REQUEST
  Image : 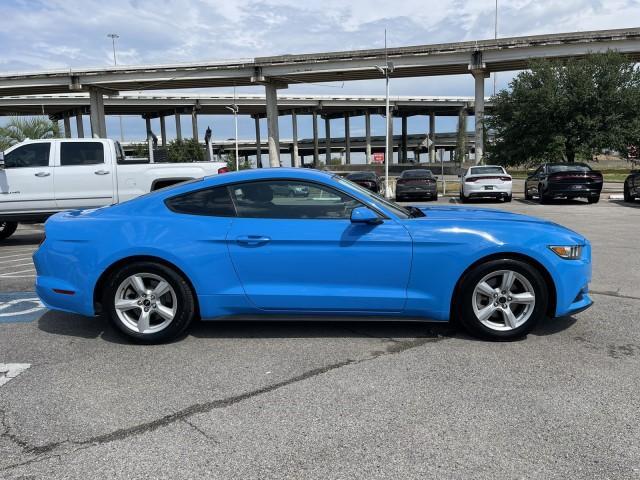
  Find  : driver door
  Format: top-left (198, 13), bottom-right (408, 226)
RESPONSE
top-left (225, 179), bottom-right (413, 312)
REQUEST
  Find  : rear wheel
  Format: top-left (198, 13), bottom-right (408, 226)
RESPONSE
top-left (587, 195), bottom-right (600, 204)
top-left (454, 259), bottom-right (548, 340)
top-left (103, 261), bottom-right (196, 343)
top-left (623, 184), bottom-right (633, 202)
top-left (0, 221), bottom-right (18, 240)
top-left (504, 194), bottom-right (512, 203)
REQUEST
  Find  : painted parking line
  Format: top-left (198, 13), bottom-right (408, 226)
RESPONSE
top-left (0, 364), bottom-right (31, 387)
top-left (0, 292), bottom-right (46, 323)
top-left (0, 269), bottom-right (36, 277)
top-left (0, 252), bottom-right (35, 260)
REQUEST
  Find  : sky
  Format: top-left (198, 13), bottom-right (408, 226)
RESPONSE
top-left (1, 0), bottom-right (639, 162)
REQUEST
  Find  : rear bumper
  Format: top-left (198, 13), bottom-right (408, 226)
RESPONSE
top-left (396, 185), bottom-right (437, 198)
top-left (546, 184), bottom-right (602, 197)
top-left (463, 183), bottom-right (512, 198)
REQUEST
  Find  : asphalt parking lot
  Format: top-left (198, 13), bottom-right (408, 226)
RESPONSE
top-left (1, 197), bottom-right (639, 479)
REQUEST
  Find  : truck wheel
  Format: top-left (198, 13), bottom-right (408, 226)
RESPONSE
top-left (0, 221), bottom-right (18, 240)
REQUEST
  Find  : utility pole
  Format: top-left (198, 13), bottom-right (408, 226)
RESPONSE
top-left (493, 0), bottom-right (498, 96)
top-left (107, 33), bottom-right (124, 142)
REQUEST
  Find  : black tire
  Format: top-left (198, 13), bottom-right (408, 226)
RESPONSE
top-left (460, 192), bottom-right (468, 203)
top-left (454, 258), bottom-right (548, 340)
top-left (623, 184), bottom-right (632, 203)
top-left (524, 188), bottom-right (532, 201)
top-left (504, 194), bottom-right (512, 203)
top-left (0, 221), bottom-right (18, 240)
top-left (587, 195), bottom-right (600, 204)
top-left (102, 261), bottom-right (196, 344)
top-left (538, 185), bottom-right (551, 205)
top-left (432, 193), bottom-right (438, 201)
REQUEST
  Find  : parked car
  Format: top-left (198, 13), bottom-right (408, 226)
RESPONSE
top-left (0, 138), bottom-right (228, 240)
top-left (623, 170), bottom-right (640, 203)
top-left (459, 165), bottom-right (512, 203)
top-left (524, 163), bottom-right (603, 204)
top-left (395, 169), bottom-right (438, 201)
top-left (345, 171), bottom-right (382, 194)
top-left (35, 168), bottom-right (592, 344)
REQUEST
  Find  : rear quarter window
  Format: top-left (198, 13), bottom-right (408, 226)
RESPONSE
top-left (165, 186), bottom-right (236, 217)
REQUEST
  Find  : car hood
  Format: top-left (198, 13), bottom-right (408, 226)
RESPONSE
top-left (413, 206), bottom-right (585, 241)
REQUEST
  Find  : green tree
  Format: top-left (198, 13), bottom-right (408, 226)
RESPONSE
top-left (166, 138), bottom-right (205, 162)
top-left (225, 150), bottom-right (252, 171)
top-left (486, 51), bottom-right (640, 166)
top-left (0, 116), bottom-right (61, 150)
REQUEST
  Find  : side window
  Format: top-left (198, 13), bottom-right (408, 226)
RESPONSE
top-left (4, 143), bottom-right (50, 168)
top-left (230, 180), bottom-right (363, 219)
top-left (165, 186), bottom-right (235, 217)
top-left (60, 142), bottom-right (104, 166)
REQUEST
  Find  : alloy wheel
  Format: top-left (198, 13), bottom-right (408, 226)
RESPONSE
top-left (471, 269), bottom-right (536, 331)
top-left (114, 273), bottom-right (177, 334)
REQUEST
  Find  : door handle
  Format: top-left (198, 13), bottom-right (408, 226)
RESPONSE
top-left (236, 235), bottom-right (271, 246)
top-left (34, 172), bottom-right (50, 177)
top-left (94, 170), bottom-right (110, 175)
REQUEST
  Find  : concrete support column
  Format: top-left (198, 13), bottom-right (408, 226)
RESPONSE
top-left (472, 70), bottom-right (486, 165)
top-left (145, 117), bottom-right (151, 136)
top-left (63, 115), bottom-right (71, 138)
top-left (160, 116), bottom-right (167, 146)
top-left (312, 111), bottom-right (319, 167)
top-left (429, 113), bottom-right (436, 163)
top-left (365, 111), bottom-right (372, 164)
top-left (344, 112), bottom-right (351, 165)
top-left (264, 82), bottom-right (281, 167)
top-left (387, 112), bottom-right (394, 164)
top-left (75, 112), bottom-right (84, 138)
top-left (415, 148), bottom-right (420, 163)
top-left (191, 109), bottom-right (198, 141)
top-left (325, 117), bottom-right (331, 164)
top-left (291, 111), bottom-right (299, 167)
top-left (254, 116), bottom-right (262, 168)
top-left (401, 115), bottom-right (408, 163)
top-left (88, 88), bottom-right (107, 138)
top-left (175, 110), bottom-right (182, 141)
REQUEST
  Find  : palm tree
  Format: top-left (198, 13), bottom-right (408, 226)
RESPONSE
top-left (0, 116), bottom-right (60, 150)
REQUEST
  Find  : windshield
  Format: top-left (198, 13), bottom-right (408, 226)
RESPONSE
top-left (470, 166), bottom-right (504, 175)
top-left (336, 176), bottom-right (411, 219)
top-left (548, 164), bottom-right (591, 173)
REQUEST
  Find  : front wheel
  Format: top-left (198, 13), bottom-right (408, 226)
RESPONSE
top-left (0, 221), bottom-right (18, 240)
top-left (454, 259), bottom-right (548, 340)
top-left (103, 261), bottom-right (196, 343)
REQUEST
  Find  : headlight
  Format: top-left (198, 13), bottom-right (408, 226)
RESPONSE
top-left (549, 245), bottom-right (582, 259)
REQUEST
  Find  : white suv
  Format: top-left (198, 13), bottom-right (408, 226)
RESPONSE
top-left (459, 165), bottom-right (512, 203)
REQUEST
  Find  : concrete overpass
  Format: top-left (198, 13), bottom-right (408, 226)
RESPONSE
top-left (0, 93), bottom-right (484, 165)
top-left (1, 27), bottom-right (639, 165)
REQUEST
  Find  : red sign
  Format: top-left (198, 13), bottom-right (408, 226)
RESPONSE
top-left (372, 152), bottom-right (384, 164)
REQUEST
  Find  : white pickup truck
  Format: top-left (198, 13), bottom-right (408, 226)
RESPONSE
top-left (0, 138), bottom-right (228, 240)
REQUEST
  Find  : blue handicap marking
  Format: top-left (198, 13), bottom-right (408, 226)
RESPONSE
top-left (0, 292), bottom-right (47, 323)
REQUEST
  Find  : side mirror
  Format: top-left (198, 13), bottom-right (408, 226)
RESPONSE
top-left (0, 152), bottom-right (4, 170)
top-left (350, 206), bottom-right (382, 225)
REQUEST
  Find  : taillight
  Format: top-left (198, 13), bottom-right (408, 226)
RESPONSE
top-left (500, 176), bottom-right (511, 181)
top-left (217, 167), bottom-right (229, 174)
top-left (465, 177), bottom-right (478, 183)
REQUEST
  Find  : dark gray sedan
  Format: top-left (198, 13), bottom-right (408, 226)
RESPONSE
top-left (395, 169), bottom-right (438, 201)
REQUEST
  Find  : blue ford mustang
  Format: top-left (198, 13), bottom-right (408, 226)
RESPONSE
top-left (33, 168), bottom-right (592, 343)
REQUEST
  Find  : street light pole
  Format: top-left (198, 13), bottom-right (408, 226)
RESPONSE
top-left (375, 29), bottom-right (394, 199)
top-left (493, 0), bottom-right (498, 96)
top-left (107, 33), bottom-right (124, 142)
top-left (225, 104), bottom-right (239, 171)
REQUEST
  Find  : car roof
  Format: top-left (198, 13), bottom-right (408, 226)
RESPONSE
top-left (201, 167), bottom-right (335, 187)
